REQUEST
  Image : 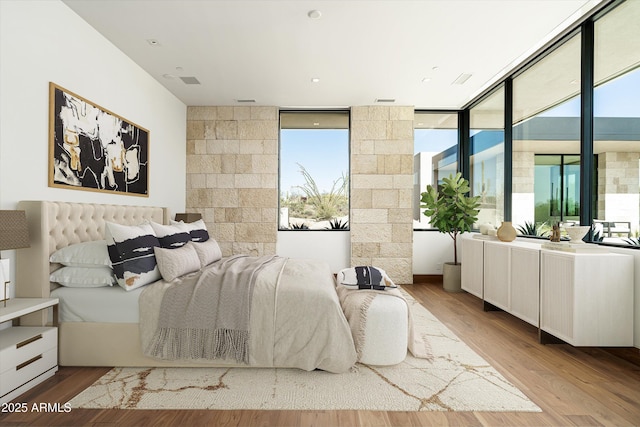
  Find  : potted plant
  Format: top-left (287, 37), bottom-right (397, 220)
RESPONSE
top-left (420, 173), bottom-right (480, 292)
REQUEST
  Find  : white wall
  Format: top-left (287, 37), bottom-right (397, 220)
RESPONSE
top-left (276, 231), bottom-right (350, 274)
top-left (413, 231), bottom-right (457, 274)
top-left (0, 1), bottom-right (186, 289)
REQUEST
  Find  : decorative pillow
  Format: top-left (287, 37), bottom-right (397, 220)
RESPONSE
top-left (49, 240), bottom-right (111, 267)
top-left (154, 244), bottom-right (201, 282)
top-left (50, 266), bottom-right (116, 288)
top-left (338, 266), bottom-right (396, 289)
top-left (171, 219), bottom-right (209, 242)
top-left (105, 222), bottom-right (161, 291)
top-left (190, 239), bottom-right (222, 267)
top-left (149, 221), bottom-right (191, 249)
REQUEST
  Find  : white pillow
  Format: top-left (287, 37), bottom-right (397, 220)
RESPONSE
top-left (50, 266), bottom-right (116, 288)
top-left (154, 244), bottom-right (201, 282)
top-left (105, 222), bottom-right (161, 291)
top-left (149, 221), bottom-right (191, 249)
top-left (49, 240), bottom-right (111, 267)
top-left (171, 219), bottom-right (209, 242)
top-left (190, 239), bottom-right (222, 267)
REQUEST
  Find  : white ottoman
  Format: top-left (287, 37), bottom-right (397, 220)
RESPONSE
top-left (358, 294), bottom-right (408, 366)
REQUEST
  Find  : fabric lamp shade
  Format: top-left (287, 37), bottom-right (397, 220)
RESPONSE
top-left (174, 213), bottom-right (202, 223)
top-left (0, 210), bottom-right (30, 251)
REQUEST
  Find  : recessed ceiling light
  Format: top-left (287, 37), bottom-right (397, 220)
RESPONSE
top-left (146, 39), bottom-right (161, 46)
top-left (162, 74), bottom-right (177, 79)
top-left (311, 77), bottom-right (320, 83)
top-left (313, 122), bottom-right (320, 126)
top-left (308, 10), bottom-right (322, 19)
top-left (421, 77), bottom-right (431, 83)
top-left (236, 99), bottom-right (256, 103)
top-left (375, 98), bottom-right (396, 103)
top-left (570, 79), bottom-right (580, 85)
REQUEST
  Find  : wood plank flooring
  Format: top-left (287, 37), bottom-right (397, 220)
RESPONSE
top-left (1, 282), bottom-right (639, 426)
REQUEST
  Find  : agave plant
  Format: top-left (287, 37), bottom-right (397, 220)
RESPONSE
top-left (326, 218), bottom-right (349, 230)
top-left (516, 221), bottom-right (547, 237)
top-left (291, 223), bottom-right (309, 230)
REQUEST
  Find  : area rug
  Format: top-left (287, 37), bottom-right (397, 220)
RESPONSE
top-left (69, 288), bottom-right (541, 412)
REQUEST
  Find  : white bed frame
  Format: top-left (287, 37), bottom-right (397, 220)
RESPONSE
top-left (15, 200), bottom-right (240, 367)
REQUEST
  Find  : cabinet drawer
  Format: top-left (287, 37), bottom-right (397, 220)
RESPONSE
top-left (0, 328), bottom-right (57, 376)
top-left (0, 347), bottom-right (57, 397)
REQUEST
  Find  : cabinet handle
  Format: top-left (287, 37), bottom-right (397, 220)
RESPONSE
top-left (17, 355), bottom-right (42, 370)
top-left (16, 334), bottom-right (43, 349)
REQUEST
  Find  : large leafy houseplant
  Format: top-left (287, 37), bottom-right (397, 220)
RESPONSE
top-left (420, 173), bottom-right (481, 265)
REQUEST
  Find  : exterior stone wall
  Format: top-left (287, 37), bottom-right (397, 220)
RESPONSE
top-left (597, 152), bottom-right (640, 231)
top-left (350, 106), bottom-right (414, 284)
top-left (186, 106), bottom-right (278, 256)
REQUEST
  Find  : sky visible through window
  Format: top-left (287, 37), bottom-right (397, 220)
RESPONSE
top-left (280, 129), bottom-right (349, 196)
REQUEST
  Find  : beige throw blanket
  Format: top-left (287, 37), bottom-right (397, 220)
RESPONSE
top-left (140, 257), bottom-right (357, 373)
top-left (145, 255), bottom-right (278, 364)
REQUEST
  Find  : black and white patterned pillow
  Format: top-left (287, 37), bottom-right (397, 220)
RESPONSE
top-left (149, 222), bottom-right (191, 249)
top-left (105, 222), bottom-right (161, 291)
top-left (171, 219), bottom-right (209, 242)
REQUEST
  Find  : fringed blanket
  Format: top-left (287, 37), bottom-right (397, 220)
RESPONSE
top-left (140, 257), bottom-right (357, 373)
top-left (145, 255), bottom-right (278, 364)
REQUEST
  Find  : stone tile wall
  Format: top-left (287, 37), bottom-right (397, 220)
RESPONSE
top-left (185, 105), bottom-right (415, 284)
top-left (350, 106), bottom-right (414, 284)
top-left (186, 106), bottom-right (278, 256)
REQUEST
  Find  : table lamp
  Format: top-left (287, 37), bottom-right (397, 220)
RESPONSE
top-left (0, 210), bottom-right (30, 307)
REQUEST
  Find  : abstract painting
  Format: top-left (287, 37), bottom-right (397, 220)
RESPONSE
top-left (49, 83), bottom-right (149, 196)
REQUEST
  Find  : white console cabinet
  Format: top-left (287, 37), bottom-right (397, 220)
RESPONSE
top-left (461, 234), bottom-right (634, 346)
top-left (540, 250), bottom-right (633, 346)
top-left (483, 240), bottom-right (541, 327)
top-left (461, 236), bottom-right (484, 298)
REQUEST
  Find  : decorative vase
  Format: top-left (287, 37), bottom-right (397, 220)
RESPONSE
top-left (497, 221), bottom-right (517, 242)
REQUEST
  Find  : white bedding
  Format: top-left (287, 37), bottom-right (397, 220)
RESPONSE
top-left (51, 285), bottom-right (146, 323)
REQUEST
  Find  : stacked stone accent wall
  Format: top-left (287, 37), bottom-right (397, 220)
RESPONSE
top-left (350, 106), bottom-right (414, 284)
top-left (186, 106), bottom-right (278, 256)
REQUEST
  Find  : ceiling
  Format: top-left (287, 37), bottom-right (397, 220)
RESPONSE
top-left (62, 0), bottom-right (605, 109)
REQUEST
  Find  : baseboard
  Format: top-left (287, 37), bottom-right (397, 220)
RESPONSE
top-left (412, 274), bottom-right (443, 284)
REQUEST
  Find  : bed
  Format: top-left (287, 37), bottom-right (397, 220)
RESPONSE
top-left (15, 201), bottom-right (357, 373)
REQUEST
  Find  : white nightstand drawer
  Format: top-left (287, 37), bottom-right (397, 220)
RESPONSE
top-left (0, 347), bottom-right (57, 397)
top-left (0, 327), bottom-right (57, 375)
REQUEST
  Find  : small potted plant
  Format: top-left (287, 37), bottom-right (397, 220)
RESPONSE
top-left (420, 173), bottom-right (481, 292)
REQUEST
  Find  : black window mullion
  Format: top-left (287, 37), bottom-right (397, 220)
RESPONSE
top-left (458, 110), bottom-right (470, 181)
top-left (504, 78), bottom-right (513, 221)
top-left (580, 20), bottom-right (595, 227)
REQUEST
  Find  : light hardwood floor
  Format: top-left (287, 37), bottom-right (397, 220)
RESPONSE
top-left (1, 282), bottom-right (639, 426)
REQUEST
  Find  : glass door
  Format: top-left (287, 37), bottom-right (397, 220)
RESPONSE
top-left (535, 155), bottom-right (580, 225)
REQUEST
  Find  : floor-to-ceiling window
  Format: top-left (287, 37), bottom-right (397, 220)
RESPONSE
top-left (512, 33), bottom-right (581, 236)
top-left (413, 111), bottom-right (458, 229)
top-left (592, 0), bottom-right (640, 242)
top-left (470, 86), bottom-right (505, 228)
top-left (279, 111), bottom-right (350, 230)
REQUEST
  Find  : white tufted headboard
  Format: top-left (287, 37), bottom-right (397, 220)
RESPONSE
top-left (16, 201), bottom-right (169, 308)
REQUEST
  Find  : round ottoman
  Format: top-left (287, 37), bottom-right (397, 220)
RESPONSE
top-left (358, 294), bottom-right (408, 366)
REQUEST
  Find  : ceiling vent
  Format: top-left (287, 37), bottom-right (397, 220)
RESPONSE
top-left (180, 76), bottom-right (201, 85)
top-left (452, 73), bottom-right (472, 85)
top-left (375, 98), bottom-right (396, 103)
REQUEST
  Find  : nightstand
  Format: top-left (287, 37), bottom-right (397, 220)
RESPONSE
top-left (0, 298), bottom-right (58, 404)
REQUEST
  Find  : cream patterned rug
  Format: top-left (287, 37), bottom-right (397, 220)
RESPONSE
top-left (69, 289), bottom-right (541, 412)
